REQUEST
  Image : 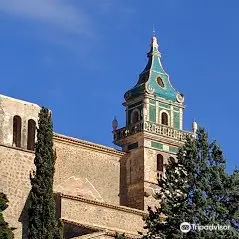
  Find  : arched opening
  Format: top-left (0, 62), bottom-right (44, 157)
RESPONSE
top-left (157, 154), bottom-right (164, 172)
top-left (161, 112), bottom-right (169, 125)
top-left (27, 119), bottom-right (36, 151)
top-left (131, 110), bottom-right (139, 124)
top-left (13, 115), bottom-right (22, 147)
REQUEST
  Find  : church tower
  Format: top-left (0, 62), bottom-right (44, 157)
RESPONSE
top-left (113, 35), bottom-right (194, 210)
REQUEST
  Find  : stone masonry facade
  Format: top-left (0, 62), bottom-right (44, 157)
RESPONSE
top-left (0, 94), bottom-right (145, 238)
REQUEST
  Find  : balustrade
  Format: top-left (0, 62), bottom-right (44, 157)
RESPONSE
top-left (113, 121), bottom-right (192, 142)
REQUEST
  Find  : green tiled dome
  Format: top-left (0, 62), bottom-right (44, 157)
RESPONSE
top-left (124, 36), bottom-right (183, 103)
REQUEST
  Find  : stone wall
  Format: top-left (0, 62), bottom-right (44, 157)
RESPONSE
top-left (120, 147), bottom-right (144, 210)
top-left (0, 135), bottom-right (124, 238)
top-left (118, 131), bottom-right (180, 211)
top-left (0, 95), bottom-right (40, 238)
top-left (53, 134), bottom-right (124, 205)
top-left (0, 94), bottom-right (126, 238)
top-left (0, 94), bottom-right (40, 148)
top-left (144, 146), bottom-right (175, 184)
top-left (60, 194), bottom-right (146, 237)
top-left (0, 93), bottom-right (174, 238)
top-left (0, 145), bottom-right (35, 238)
top-left (143, 145), bottom-right (177, 210)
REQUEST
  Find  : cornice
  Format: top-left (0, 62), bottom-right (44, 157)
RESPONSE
top-left (53, 133), bottom-right (125, 157)
top-left (60, 194), bottom-right (146, 216)
top-left (0, 93), bottom-right (41, 108)
top-left (123, 95), bottom-right (145, 107)
top-left (144, 146), bottom-right (178, 155)
top-left (0, 143), bottom-right (34, 154)
top-left (122, 93), bottom-right (185, 109)
top-left (143, 132), bottom-right (185, 148)
top-left (61, 219), bottom-right (141, 239)
top-left (146, 94), bottom-right (185, 109)
top-left (0, 134), bottom-right (125, 158)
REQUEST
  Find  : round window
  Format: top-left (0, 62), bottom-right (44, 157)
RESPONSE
top-left (157, 76), bottom-right (165, 88)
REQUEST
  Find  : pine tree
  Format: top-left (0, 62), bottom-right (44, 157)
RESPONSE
top-left (142, 128), bottom-right (239, 239)
top-left (28, 107), bottom-right (63, 239)
top-left (222, 169), bottom-right (239, 233)
top-left (0, 192), bottom-right (14, 239)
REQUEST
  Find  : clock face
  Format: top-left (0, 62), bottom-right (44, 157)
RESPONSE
top-left (176, 93), bottom-right (184, 103)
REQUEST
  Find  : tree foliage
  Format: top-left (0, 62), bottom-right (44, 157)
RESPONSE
top-left (142, 128), bottom-right (239, 239)
top-left (115, 233), bottom-right (126, 239)
top-left (0, 193), bottom-right (14, 239)
top-left (28, 107), bottom-right (63, 239)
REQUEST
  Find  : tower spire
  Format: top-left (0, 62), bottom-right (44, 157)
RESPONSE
top-left (124, 34), bottom-right (183, 103)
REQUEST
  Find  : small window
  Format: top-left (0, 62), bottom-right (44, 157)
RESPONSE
top-left (27, 119), bottom-right (36, 151)
top-left (161, 112), bottom-right (168, 125)
top-left (157, 154), bottom-right (164, 172)
top-left (13, 115), bottom-right (22, 147)
top-left (157, 76), bottom-right (165, 88)
top-left (131, 110), bottom-right (139, 124)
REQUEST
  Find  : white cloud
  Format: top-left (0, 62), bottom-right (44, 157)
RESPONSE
top-left (0, 0), bottom-right (135, 56)
top-left (0, 0), bottom-right (92, 36)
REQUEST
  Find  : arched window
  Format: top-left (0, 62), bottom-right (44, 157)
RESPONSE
top-left (13, 115), bottom-right (22, 147)
top-left (157, 154), bottom-right (164, 172)
top-left (131, 110), bottom-right (139, 124)
top-left (27, 119), bottom-right (36, 151)
top-left (161, 112), bottom-right (169, 125)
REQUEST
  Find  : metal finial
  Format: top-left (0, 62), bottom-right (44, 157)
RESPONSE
top-left (192, 119), bottom-right (198, 134)
top-left (112, 116), bottom-right (118, 131)
top-left (153, 24), bottom-right (156, 36)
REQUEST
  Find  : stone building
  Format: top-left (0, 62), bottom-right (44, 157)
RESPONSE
top-left (0, 36), bottom-right (194, 238)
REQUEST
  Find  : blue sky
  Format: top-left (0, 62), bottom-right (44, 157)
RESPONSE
top-left (0, 0), bottom-right (238, 171)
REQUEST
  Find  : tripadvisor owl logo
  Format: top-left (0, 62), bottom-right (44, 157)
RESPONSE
top-left (180, 222), bottom-right (230, 233)
top-left (180, 222), bottom-right (191, 233)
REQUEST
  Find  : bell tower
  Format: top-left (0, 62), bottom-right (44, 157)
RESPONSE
top-left (113, 35), bottom-right (194, 210)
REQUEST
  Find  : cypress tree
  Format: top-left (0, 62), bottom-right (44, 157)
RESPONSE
top-left (28, 107), bottom-right (63, 239)
top-left (142, 128), bottom-right (239, 239)
top-left (0, 192), bottom-right (14, 239)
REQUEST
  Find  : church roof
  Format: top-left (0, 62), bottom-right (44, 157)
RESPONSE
top-left (124, 36), bottom-right (184, 103)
